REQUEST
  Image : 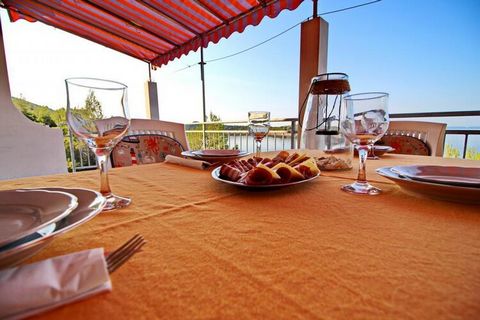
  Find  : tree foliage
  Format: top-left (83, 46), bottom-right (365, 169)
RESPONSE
top-left (444, 143), bottom-right (480, 160)
top-left (187, 111), bottom-right (229, 150)
top-left (444, 143), bottom-right (461, 158)
top-left (13, 96), bottom-right (59, 127)
top-left (466, 147), bottom-right (480, 160)
top-left (84, 90), bottom-right (103, 119)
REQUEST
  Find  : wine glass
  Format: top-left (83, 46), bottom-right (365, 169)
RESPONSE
top-left (66, 78), bottom-right (131, 210)
top-left (248, 111), bottom-right (270, 157)
top-left (340, 92), bottom-right (389, 195)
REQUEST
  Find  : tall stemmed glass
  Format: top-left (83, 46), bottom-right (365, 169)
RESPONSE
top-left (340, 92), bottom-right (389, 195)
top-left (66, 78), bottom-right (131, 210)
top-left (248, 111), bottom-right (270, 157)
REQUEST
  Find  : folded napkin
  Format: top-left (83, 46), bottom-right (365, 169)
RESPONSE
top-left (164, 155), bottom-right (210, 170)
top-left (0, 248), bottom-right (111, 320)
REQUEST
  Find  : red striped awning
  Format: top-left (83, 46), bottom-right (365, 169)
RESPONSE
top-left (1, 0), bottom-right (304, 67)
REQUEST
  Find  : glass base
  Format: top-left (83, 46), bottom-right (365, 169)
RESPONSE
top-left (341, 181), bottom-right (382, 195)
top-left (102, 193), bottom-right (131, 211)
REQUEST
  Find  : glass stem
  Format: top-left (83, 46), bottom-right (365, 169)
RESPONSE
top-left (356, 145), bottom-right (369, 183)
top-left (97, 153), bottom-right (112, 196)
top-left (255, 140), bottom-right (261, 157)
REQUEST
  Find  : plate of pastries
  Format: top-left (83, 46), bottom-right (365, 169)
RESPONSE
top-left (212, 151), bottom-right (320, 188)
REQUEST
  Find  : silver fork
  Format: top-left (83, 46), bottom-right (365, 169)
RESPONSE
top-left (106, 234), bottom-right (146, 273)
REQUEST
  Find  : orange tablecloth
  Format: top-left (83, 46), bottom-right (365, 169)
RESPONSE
top-left (1, 154), bottom-right (479, 319)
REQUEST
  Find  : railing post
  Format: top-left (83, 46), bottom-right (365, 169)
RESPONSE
top-left (68, 128), bottom-right (76, 173)
top-left (87, 151), bottom-right (92, 167)
top-left (79, 147), bottom-right (84, 168)
top-left (463, 134), bottom-right (469, 159)
top-left (291, 119), bottom-right (296, 149)
top-left (202, 123), bottom-right (206, 149)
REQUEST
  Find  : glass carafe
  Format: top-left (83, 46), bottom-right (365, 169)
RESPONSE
top-left (300, 73), bottom-right (353, 171)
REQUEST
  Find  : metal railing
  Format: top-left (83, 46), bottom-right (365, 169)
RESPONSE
top-left (68, 130), bottom-right (97, 172)
top-left (443, 129), bottom-right (480, 158)
top-left (185, 118), bottom-right (298, 153)
top-left (185, 112), bottom-right (480, 159)
top-left (390, 111), bottom-right (480, 118)
top-left (68, 111), bottom-right (479, 171)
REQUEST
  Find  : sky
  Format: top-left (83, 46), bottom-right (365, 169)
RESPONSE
top-left (1, 0), bottom-right (479, 126)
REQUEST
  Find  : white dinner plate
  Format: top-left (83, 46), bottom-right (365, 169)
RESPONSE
top-left (0, 190), bottom-right (78, 247)
top-left (211, 167), bottom-right (320, 189)
top-left (0, 223), bottom-right (56, 253)
top-left (0, 188), bottom-right (106, 269)
top-left (391, 165), bottom-right (480, 188)
top-left (182, 151), bottom-right (250, 163)
top-left (376, 166), bottom-right (480, 204)
top-left (192, 149), bottom-right (243, 157)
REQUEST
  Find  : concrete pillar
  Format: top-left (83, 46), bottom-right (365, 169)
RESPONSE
top-left (298, 17), bottom-right (328, 146)
top-left (145, 81), bottom-right (159, 120)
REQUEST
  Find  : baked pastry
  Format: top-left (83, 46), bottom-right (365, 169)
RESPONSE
top-left (315, 156), bottom-right (351, 171)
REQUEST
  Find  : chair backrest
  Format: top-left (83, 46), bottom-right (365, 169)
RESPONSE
top-left (129, 119), bottom-right (189, 151)
top-left (0, 24), bottom-right (67, 180)
top-left (111, 134), bottom-right (185, 167)
top-left (110, 119), bottom-right (188, 168)
top-left (379, 135), bottom-right (431, 156)
top-left (381, 121), bottom-right (447, 157)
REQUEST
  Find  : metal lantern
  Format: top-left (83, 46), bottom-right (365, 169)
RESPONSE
top-left (300, 73), bottom-right (353, 170)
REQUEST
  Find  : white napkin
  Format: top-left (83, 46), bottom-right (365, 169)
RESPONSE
top-left (0, 248), bottom-right (111, 320)
top-left (164, 155), bottom-right (211, 170)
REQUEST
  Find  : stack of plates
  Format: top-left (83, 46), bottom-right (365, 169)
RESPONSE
top-left (376, 165), bottom-right (480, 204)
top-left (182, 149), bottom-right (250, 163)
top-left (0, 188), bottom-right (106, 269)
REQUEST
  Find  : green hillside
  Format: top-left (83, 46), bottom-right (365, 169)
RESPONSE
top-left (12, 96), bottom-right (65, 128)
